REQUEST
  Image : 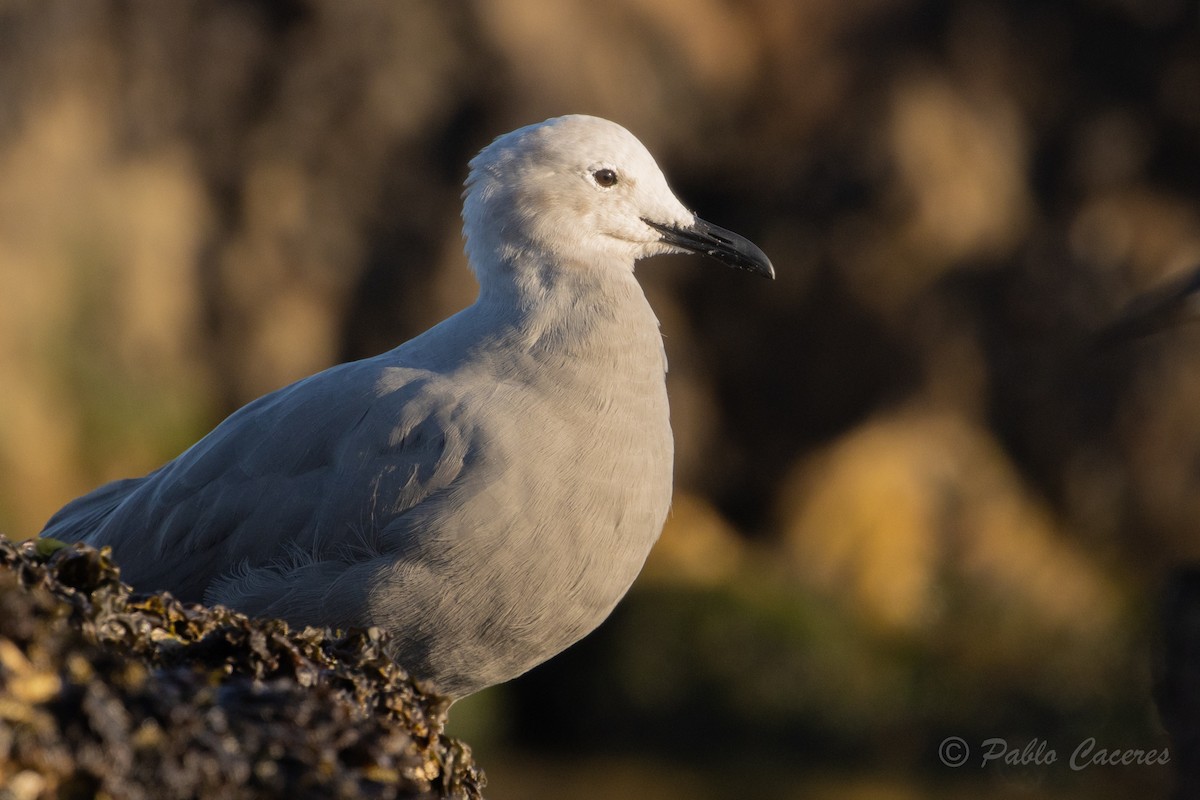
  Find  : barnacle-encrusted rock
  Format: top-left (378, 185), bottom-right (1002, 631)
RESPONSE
top-left (0, 535), bottom-right (485, 799)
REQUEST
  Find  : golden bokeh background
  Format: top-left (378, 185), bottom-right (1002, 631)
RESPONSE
top-left (2, 0), bottom-right (1198, 797)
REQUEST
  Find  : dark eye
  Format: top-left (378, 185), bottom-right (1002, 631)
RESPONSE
top-left (592, 168), bottom-right (619, 188)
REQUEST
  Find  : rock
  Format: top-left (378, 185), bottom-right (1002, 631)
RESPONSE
top-left (0, 535), bottom-right (485, 800)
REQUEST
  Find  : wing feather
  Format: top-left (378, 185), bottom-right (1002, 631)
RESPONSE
top-left (41, 352), bottom-right (481, 603)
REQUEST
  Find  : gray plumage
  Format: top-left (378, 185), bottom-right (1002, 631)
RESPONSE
top-left (40, 115), bottom-right (773, 699)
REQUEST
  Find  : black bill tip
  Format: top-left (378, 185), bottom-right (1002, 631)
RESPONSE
top-left (643, 216), bottom-right (774, 279)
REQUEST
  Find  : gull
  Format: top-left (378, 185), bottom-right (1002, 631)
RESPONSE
top-left (40, 114), bottom-right (773, 699)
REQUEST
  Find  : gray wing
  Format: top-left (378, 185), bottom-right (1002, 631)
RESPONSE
top-left (40, 353), bottom-right (486, 623)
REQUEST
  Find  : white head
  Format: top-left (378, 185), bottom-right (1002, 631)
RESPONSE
top-left (462, 115), bottom-right (772, 292)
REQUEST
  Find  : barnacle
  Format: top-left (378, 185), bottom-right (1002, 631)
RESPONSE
top-left (0, 535), bottom-right (485, 799)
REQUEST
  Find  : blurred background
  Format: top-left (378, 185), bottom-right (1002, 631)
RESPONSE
top-left (1, 0), bottom-right (1197, 796)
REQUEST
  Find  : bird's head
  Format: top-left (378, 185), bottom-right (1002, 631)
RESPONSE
top-left (462, 115), bottom-right (773, 291)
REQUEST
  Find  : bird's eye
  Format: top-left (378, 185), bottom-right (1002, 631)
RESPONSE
top-left (592, 168), bottom-right (619, 188)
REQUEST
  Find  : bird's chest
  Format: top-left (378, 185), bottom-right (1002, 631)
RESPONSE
top-left (472, 355), bottom-right (673, 622)
top-left (501, 361), bottom-right (671, 530)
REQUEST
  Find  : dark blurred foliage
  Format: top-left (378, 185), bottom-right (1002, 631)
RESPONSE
top-left (1, 0), bottom-right (1198, 796)
top-left (1158, 566), bottom-right (1200, 800)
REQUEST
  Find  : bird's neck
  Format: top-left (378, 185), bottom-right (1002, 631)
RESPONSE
top-left (472, 254), bottom-right (667, 376)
